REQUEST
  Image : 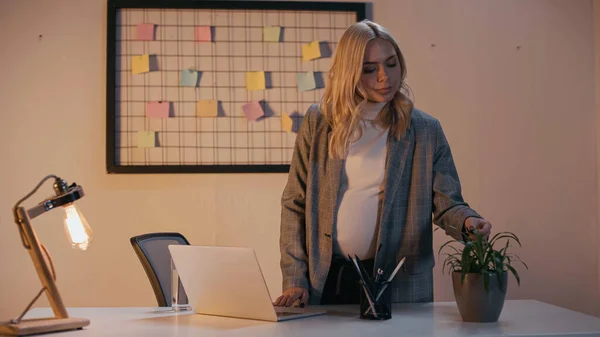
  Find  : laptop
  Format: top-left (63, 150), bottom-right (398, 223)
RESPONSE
top-left (168, 245), bottom-right (326, 322)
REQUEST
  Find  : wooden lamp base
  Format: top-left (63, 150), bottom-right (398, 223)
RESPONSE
top-left (0, 317), bottom-right (90, 336)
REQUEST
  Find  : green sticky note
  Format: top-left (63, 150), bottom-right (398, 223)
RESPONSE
top-left (137, 131), bottom-right (156, 148)
top-left (297, 71), bottom-right (316, 92)
top-left (180, 69), bottom-right (199, 87)
top-left (263, 26), bottom-right (281, 42)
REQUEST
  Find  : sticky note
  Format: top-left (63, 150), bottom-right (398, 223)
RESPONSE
top-left (197, 100), bottom-right (218, 117)
top-left (263, 26), bottom-right (281, 42)
top-left (297, 72), bottom-right (316, 92)
top-left (246, 71), bottom-right (266, 91)
top-left (242, 101), bottom-right (264, 121)
top-left (180, 69), bottom-right (199, 87)
top-left (132, 54), bottom-right (150, 74)
top-left (137, 131), bottom-right (156, 148)
top-left (302, 40), bottom-right (321, 61)
top-left (281, 113), bottom-right (293, 134)
top-left (146, 101), bottom-right (170, 118)
top-left (136, 23), bottom-right (155, 40)
top-left (195, 26), bottom-right (212, 42)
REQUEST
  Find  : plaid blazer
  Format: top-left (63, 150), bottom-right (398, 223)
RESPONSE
top-left (280, 104), bottom-right (481, 305)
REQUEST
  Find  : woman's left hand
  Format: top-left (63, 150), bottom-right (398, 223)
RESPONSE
top-left (464, 217), bottom-right (492, 240)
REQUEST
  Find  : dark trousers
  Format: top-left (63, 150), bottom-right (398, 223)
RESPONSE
top-left (320, 256), bottom-right (374, 305)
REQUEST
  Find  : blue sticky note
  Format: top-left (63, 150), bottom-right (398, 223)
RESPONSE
top-left (297, 72), bottom-right (316, 92)
top-left (180, 69), bottom-right (199, 87)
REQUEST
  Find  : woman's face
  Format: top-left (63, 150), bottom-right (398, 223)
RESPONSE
top-left (359, 38), bottom-right (402, 103)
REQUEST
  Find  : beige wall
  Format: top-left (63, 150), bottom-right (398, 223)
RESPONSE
top-left (1, 0), bottom-right (599, 318)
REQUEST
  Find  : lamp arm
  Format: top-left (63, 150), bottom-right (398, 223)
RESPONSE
top-left (12, 174), bottom-right (58, 214)
top-left (11, 174), bottom-right (70, 319)
top-left (27, 203), bottom-right (52, 221)
top-left (12, 175), bottom-right (59, 249)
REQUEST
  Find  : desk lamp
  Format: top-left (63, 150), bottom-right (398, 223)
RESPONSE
top-left (0, 175), bottom-right (93, 336)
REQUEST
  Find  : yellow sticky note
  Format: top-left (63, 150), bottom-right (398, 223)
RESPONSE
top-left (132, 54), bottom-right (150, 74)
top-left (246, 71), bottom-right (265, 91)
top-left (137, 131), bottom-right (156, 148)
top-left (197, 100), bottom-right (218, 117)
top-left (263, 26), bottom-right (281, 42)
top-left (302, 41), bottom-right (321, 61)
top-left (281, 113), bottom-right (293, 134)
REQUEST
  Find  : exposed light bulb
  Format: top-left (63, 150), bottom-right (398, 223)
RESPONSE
top-left (63, 204), bottom-right (93, 250)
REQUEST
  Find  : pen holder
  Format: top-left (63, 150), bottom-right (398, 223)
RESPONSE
top-left (359, 280), bottom-right (392, 320)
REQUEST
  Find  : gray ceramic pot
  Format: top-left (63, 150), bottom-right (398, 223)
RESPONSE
top-left (452, 271), bottom-right (508, 322)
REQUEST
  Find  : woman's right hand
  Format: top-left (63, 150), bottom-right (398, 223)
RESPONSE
top-left (273, 287), bottom-right (309, 307)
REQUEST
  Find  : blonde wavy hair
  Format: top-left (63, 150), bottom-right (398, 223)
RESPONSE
top-left (321, 20), bottom-right (413, 159)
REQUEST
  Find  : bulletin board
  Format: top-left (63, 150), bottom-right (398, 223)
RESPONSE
top-left (106, 0), bottom-right (366, 173)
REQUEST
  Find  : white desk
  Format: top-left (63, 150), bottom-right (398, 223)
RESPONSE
top-left (23, 300), bottom-right (600, 336)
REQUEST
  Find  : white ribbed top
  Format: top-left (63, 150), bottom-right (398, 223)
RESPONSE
top-left (333, 101), bottom-right (388, 259)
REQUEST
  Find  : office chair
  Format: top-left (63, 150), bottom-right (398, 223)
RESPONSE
top-left (130, 232), bottom-right (190, 307)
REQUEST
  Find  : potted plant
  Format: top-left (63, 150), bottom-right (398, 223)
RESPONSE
top-left (438, 229), bottom-right (527, 322)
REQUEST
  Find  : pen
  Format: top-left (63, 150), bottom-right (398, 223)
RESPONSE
top-left (362, 268), bottom-right (385, 316)
top-left (375, 268), bottom-right (383, 283)
top-left (354, 255), bottom-right (372, 281)
top-left (359, 280), bottom-right (378, 318)
top-left (375, 256), bottom-right (406, 302)
top-left (349, 255), bottom-right (378, 318)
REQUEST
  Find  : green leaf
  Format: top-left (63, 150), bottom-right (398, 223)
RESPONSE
top-left (506, 264), bottom-right (521, 286)
top-left (442, 257), bottom-right (450, 275)
top-left (472, 236), bottom-right (485, 268)
top-left (441, 252), bottom-right (461, 275)
top-left (483, 270), bottom-right (490, 293)
top-left (460, 243), bottom-right (475, 284)
top-left (489, 232), bottom-right (521, 248)
top-left (441, 245), bottom-right (462, 257)
top-left (438, 240), bottom-right (462, 256)
top-left (493, 251), bottom-right (503, 272)
top-left (496, 270), bottom-right (504, 290)
top-left (443, 256), bottom-right (460, 267)
top-left (504, 254), bottom-right (528, 271)
top-left (499, 239), bottom-right (510, 256)
top-left (515, 259), bottom-right (528, 270)
top-left (462, 242), bottom-right (473, 267)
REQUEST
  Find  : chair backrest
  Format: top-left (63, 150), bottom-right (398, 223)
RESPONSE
top-left (130, 232), bottom-right (190, 307)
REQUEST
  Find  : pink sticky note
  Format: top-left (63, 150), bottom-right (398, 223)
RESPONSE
top-left (195, 26), bottom-right (212, 42)
top-left (242, 101), bottom-right (264, 122)
top-left (136, 23), bottom-right (155, 41)
top-left (146, 101), bottom-right (170, 118)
